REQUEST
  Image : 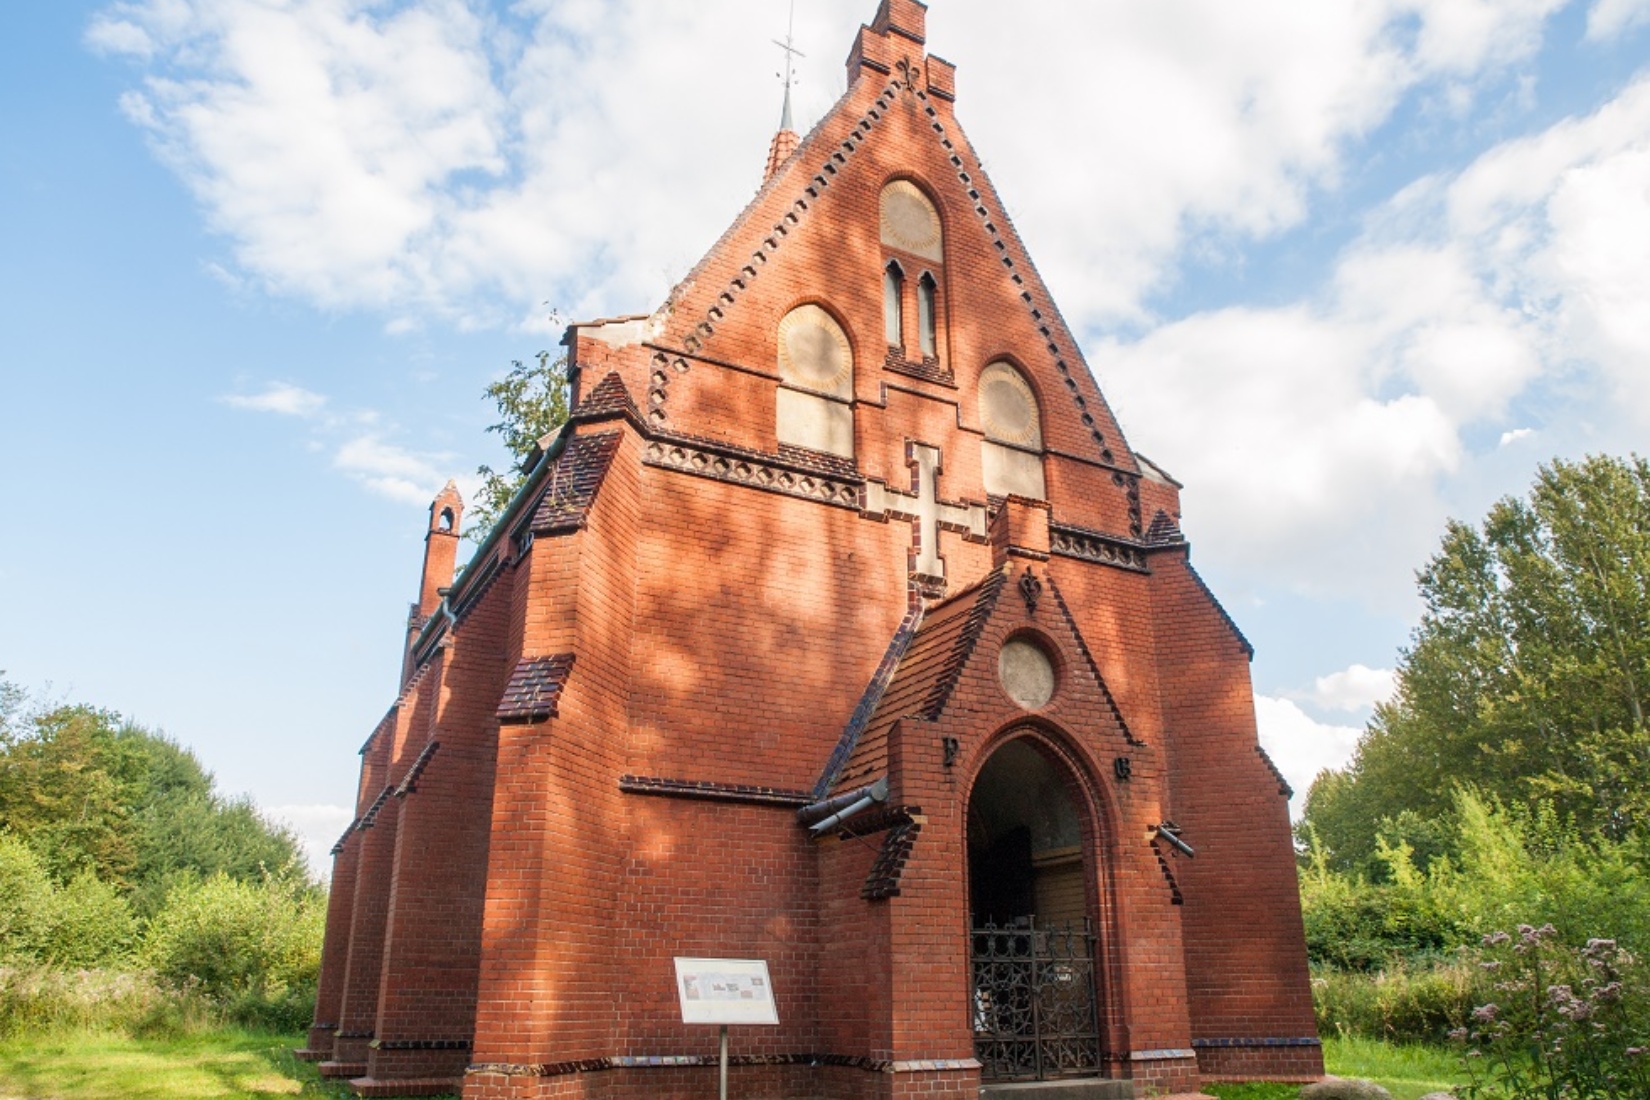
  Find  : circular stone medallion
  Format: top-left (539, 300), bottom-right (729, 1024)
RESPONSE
top-left (999, 638), bottom-right (1055, 710)
top-left (980, 362), bottom-right (1042, 447)
top-left (880, 180), bottom-right (943, 260)
top-left (777, 304), bottom-right (853, 398)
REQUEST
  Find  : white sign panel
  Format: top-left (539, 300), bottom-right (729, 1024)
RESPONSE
top-left (673, 958), bottom-right (779, 1026)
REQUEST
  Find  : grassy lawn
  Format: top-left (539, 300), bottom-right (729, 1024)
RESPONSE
top-left (1326, 1034), bottom-right (1463, 1100)
top-left (1205, 1036), bottom-right (1464, 1100)
top-left (0, 1030), bottom-right (383, 1100)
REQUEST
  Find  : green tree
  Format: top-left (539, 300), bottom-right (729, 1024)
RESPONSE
top-left (0, 704), bottom-right (139, 884)
top-left (469, 347), bottom-right (571, 540)
top-left (1304, 455), bottom-right (1650, 872)
top-left (0, 696), bottom-right (305, 904)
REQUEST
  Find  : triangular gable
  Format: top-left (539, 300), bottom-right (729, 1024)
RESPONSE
top-left (652, 6), bottom-right (1138, 482)
top-left (826, 561), bottom-right (1144, 794)
top-left (827, 566), bottom-right (1007, 794)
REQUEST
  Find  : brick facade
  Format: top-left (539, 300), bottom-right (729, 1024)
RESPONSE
top-left (305, 3), bottom-right (1323, 1096)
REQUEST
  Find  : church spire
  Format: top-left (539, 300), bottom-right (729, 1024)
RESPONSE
top-left (764, 0), bottom-right (804, 182)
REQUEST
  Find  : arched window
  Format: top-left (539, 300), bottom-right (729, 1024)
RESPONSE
top-left (979, 361), bottom-right (1046, 500)
top-left (880, 181), bottom-right (944, 370)
top-left (884, 262), bottom-right (904, 349)
top-left (776, 304), bottom-right (855, 459)
top-left (917, 273), bottom-right (937, 358)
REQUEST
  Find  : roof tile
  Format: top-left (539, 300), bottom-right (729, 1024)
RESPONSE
top-left (530, 432), bottom-right (622, 535)
top-left (496, 654), bottom-right (575, 724)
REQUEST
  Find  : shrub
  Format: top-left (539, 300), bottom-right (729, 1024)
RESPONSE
top-left (42, 871), bottom-right (137, 967)
top-left (0, 832), bottom-right (53, 961)
top-left (1315, 959), bottom-right (1482, 1045)
top-left (1452, 925), bottom-right (1650, 1100)
top-left (140, 872), bottom-right (323, 1026)
top-left (1301, 830), bottom-right (1469, 971)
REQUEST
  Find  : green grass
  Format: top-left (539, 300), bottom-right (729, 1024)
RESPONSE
top-left (0, 1030), bottom-right (382, 1100)
top-left (1206, 1083), bottom-right (1299, 1100)
top-left (1325, 1034), bottom-right (1463, 1100)
top-left (1204, 1036), bottom-right (1465, 1100)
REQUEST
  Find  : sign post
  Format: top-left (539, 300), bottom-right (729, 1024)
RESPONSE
top-left (673, 958), bottom-right (779, 1100)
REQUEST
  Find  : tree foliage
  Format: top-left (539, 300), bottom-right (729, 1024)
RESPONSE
top-left (469, 348), bottom-right (571, 540)
top-left (0, 685), bottom-right (306, 911)
top-left (1304, 455), bottom-right (1650, 871)
top-left (0, 680), bottom-right (323, 1032)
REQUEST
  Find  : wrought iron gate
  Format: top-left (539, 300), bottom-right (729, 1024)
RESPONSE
top-left (970, 919), bottom-right (1102, 1081)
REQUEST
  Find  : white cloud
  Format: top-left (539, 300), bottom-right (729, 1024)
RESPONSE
top-left (221, 381), bottom-right (328, 417)
top-left (267, 802), bottom-right (353, 878)
top-left (1587, 0), bottom-right (1650, 39)
top-left (1100, 72), bottom-right (1650, 607)
top-left (1098, 306), bottom-right (1463, 602)
top-left (89, 0), bottom-right (1583, 325)
top-left (84, 17), bottom-right (155, 58)
top-left (1500, 427), bottom-right (1535, 446)
top-left (1298, 664), bottom-right (1398, 712)
top-left (1256, 695), bottom-right (1365, 817)
top-left (222, 380), bottom-right (463, 505)
top-left (1397, 0), bottom-right (1568, 75)
top-left (334, 434), bottom-right (453, 504)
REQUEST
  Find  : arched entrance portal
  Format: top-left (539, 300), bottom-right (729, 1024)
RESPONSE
top-left (967, 736), bottom-right (1104, 1082)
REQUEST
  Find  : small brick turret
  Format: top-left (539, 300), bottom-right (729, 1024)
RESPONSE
top-left (402, 481), bottom-right (463, 685)
top-left (418, 481), bottom-right (464, 616)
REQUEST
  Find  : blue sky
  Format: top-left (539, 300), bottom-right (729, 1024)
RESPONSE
top-left (3, 0), bottom-right (1648, 871)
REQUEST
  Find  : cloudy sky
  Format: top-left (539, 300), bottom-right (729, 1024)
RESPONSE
top-left (3, 0), bottom-right (1648, 871)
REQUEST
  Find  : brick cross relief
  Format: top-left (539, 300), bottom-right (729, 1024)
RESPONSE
top-left (861, 442), bottom-right (987, 592)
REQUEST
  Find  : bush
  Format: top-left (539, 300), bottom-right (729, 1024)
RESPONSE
top-left (1315, 959), bottom-right (1483, 1045)
top-left (1301, 830), bottom-right (1470, 971)
top-left (141, 872), bottom-right (323, 1026)
top-left (1453, 925), bottom-right (1650, 1100)
top-left (43, 871), bottom-right (137, 967)
top-left (1301, 793), bottom-right (1650, 978)
top-left (0, 832), bottom-right (53, 961)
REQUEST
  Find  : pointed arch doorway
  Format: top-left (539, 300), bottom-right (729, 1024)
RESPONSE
top-left (967, 735), bottom-right (1104, 1082)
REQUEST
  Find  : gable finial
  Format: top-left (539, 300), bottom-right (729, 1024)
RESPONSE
top-left (773, 0), bottom-right (804, 132)
top-left (764, 0), bottom-right (805, 181)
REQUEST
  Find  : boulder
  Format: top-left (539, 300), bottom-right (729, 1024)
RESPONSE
top-left (1299, 1079), bottom-right (1393, 1100)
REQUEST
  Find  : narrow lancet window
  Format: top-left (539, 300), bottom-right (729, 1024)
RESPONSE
top-left (917, 273), bottom-right (937, 358)
top-left (884, 262), bottom-right (904, 349)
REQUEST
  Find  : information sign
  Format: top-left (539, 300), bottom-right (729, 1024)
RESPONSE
top-left (672, 958), bottom-right (779, 1026)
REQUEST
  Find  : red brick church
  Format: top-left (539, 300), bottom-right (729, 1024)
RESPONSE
top-left (299, 3), bottom-right (1322, 1096)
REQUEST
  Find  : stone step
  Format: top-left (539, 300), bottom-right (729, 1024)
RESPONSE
top-left (981, 1079), bottom-right (1137, 1100)
top-left (348, 1076), bottom-right (463, 1098)
top-left (317, 1061), bottom-right (368, 1079)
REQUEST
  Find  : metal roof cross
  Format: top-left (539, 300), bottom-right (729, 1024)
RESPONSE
top-left (773, 0), bottom-right (805, 131)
